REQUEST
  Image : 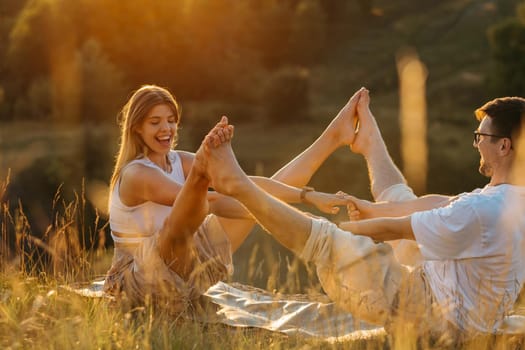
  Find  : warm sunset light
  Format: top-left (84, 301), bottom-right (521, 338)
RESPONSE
top-left (1, 1), bottom-right (524, 348)
top-left (397, 49), bottom-right (428, 195)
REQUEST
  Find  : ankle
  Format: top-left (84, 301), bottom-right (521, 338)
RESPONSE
top-left (360, 140), bottom-right (387, 159)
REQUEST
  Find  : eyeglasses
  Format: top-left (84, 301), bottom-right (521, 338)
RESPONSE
top-left (473, 131), bottom-right (508, 145)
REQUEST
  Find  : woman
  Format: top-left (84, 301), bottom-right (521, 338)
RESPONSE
top-left (103, 85), bottom-right (358, 313)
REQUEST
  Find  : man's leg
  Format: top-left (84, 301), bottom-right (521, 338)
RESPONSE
top-left (198, 123), bottom-right (408, 325)
top-left (351, 89), bottom-right (411, 200)
top-left (352, 90), bottom-right (421, 266)
top-left (218, 88), bottom-right (364, 251)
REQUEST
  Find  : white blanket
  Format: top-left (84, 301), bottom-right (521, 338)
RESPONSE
top-left (203, 281), bottom-right (383, 341)
top-left (66, 280), bottom-right (525, 338)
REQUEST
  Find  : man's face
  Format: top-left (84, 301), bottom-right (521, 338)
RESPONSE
top-left (473, 116), bottom-right (500, 177)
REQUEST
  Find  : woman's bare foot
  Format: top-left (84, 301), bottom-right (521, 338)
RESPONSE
top-left (323, 87), bottom-right (365, 146)
top-left (351, 89), bottom-right (383, 156)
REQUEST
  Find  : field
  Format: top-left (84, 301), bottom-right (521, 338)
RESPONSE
top-left (2, 0), bottom-right (525, 348)
top-left (1, 118), bottom-right (525, 348)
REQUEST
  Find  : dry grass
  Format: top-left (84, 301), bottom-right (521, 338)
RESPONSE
top-left (1, 173), bottom-right (525, 350)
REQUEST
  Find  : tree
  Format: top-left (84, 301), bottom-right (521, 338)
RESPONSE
top-left (288, 0), bottom-right (327, 65)
top-left (487, 3), bottom-right (525, 96)
top-left (262, 67), bottom-right (310, 124)
top-left (77, 39), bottom-right (128, 123)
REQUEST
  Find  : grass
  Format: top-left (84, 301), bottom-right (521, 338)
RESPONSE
top-left (1, 169), bottom-right (525, 350)
top-left (1, 237), bottom-right (524, 349)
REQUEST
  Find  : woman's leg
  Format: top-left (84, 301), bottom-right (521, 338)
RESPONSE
top-left (271, 88), bottom-right (364, 186)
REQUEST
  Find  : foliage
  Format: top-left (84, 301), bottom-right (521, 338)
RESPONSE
top-left (12, 77), bottom-right (52, 120)
top-left (76, 39), bottom-right (129, 123)
top-left (1, 0), bottom-right (375, 123)
top-left (288, 0), bottom-right (327, 65)
top-left (487, 3), bottom-right (525, 96)
top-left (262, 67), bottom-right (311, 125)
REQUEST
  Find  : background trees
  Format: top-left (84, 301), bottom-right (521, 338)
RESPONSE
top-left (487, 2), bottom-right (525, 96)
top-left (1, 0), bottom-right (524, 280)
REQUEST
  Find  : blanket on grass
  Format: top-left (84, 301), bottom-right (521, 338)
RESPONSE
top-left (64, 280), bottom-right (525, 339)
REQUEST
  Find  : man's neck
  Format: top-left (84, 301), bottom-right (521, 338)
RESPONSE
top-left (488, 167), bottom-right (511, 186)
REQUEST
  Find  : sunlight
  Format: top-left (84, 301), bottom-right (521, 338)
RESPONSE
top-left (397, 48), bottom-right (428, 195)
top-left (510, 119), bottom-right (525, 186)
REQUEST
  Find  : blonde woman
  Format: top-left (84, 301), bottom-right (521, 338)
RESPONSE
top-left (103, 85), bottom-right (361, 312)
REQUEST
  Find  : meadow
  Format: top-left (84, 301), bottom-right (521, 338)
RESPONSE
top-left (2, 0), bottom-right (525, 348)
top-left (1, 185), bottom-right (525, 349)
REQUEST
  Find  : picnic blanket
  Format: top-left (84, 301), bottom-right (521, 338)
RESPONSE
top-left (65, 280), bottom-right (525, 339)
top-left (203, 281), bottom-right (382, 341)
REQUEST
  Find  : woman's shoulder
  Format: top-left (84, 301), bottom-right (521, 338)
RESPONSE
top-left (125, 156), bottom-right (156, 169)
top-left (121, 157), bottom-right (162, 180)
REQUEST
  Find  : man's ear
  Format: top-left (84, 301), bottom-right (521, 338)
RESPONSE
top-left (501, 138), bottom-right (512, 155)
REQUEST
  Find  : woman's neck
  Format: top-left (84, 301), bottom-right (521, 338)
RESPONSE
top-left (147, 152), bottom-right (171, 173)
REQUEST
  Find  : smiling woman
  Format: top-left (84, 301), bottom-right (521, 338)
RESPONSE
top-left (104, 85), bottom-right (252, 311)
top-left (103, 84), bottom-right (352, 313)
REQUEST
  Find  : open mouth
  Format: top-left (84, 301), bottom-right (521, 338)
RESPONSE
top-left (156, 135), bottom-right (171, 146)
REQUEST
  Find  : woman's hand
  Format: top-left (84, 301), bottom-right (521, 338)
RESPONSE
top-left (304, 191), bottom-right (352, 215)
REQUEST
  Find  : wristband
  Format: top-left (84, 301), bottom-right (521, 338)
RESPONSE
top-left (300, 186), bottom-right (315, 204)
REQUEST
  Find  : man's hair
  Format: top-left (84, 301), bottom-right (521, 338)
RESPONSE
top-left (475, 97), bottom-right (525, 142)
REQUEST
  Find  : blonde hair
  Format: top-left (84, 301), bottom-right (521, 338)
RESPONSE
top-left (109, 85), bottom-right (181, 192)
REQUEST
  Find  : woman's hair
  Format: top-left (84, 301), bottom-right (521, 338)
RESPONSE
top-left (109, 85), bottom-right (181, 191)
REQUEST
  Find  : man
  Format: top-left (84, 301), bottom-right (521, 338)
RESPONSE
top-left (193, 93), bottom-right (525, 339)
top-left (343, 94), bottom-right (525, 336)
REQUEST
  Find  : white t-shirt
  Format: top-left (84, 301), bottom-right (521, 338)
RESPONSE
top-left (411, 184), bottom-right (525, 334)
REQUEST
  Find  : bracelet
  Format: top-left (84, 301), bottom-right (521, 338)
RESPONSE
top-left (300, 186), bottom-right (315, 204)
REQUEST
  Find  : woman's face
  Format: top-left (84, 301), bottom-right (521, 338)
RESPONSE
top-left (135, 103), bottom-right (178, 156)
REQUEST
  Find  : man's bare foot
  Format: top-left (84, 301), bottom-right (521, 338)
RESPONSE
top-left (351, 89), bottom-right (383, 156)
top-left (323, 87), bottom-right (365, 146)
top-left (193, 116), bottom-right (232, 181)
top-left (194, 119), bottom-right (248, 197)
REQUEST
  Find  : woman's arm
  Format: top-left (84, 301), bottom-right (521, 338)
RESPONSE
top-left (183, 151), bottom-right (348, 214)
top-left (118, 152), bottom-right (249, 219)
top-left (249, 176), bottom-right (349, 214)
top-left (119, 163), bottom-right (184, 206)
top-left (182, 151), bottom-right (347, 215)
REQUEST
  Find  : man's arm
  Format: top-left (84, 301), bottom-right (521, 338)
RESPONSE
top-left (339, 216), bottom-right (414, 242)
top-left (348, 194), bottom-right (454, 219)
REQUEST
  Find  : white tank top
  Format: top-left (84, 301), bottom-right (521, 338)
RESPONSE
top-left (109, 151), bottom-right (185, 244)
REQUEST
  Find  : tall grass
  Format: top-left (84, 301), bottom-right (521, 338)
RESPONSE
top-left (1, 173), bottom-right (524, 349)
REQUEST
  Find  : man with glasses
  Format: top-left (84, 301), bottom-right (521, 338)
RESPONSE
top-left (337, 94), bottom-right (525, 338)
top-left (340, 94), bottom-right (525, 337)
top-left (194, 93), bottom-right (524, 341)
